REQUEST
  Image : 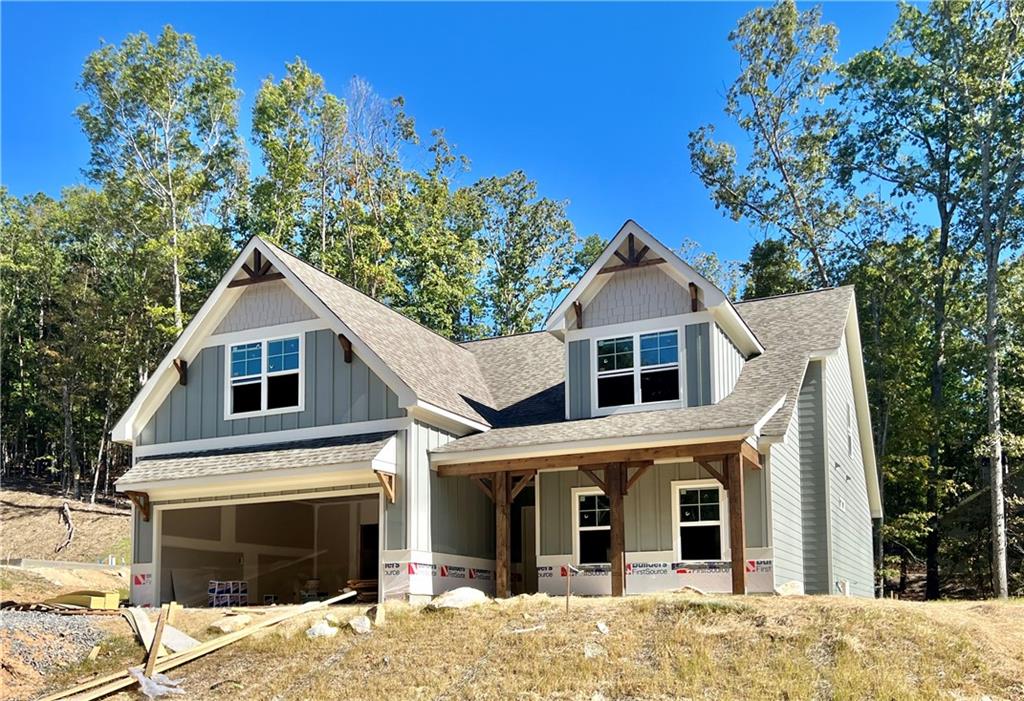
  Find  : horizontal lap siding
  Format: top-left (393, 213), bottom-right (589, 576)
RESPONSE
top-left (770, 396), bottom-right (804, 588)
top-left (800, 361), bottom-right (829, 594)
top-left (825, 334), bottom-right (875, 597)
top-left (138, 329), bottom-right (404, 446)
top-left (539, 462), bottom-right (768, 557)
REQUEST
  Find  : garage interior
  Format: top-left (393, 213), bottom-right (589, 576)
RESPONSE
top-left (159, 493), bottom-right (380, 606)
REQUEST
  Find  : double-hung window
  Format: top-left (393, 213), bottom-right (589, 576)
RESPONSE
top-left (674, 482), bottom-right (725, 561)
top-left (575, 490), bottom-right (611, 565)
top-left (228, 336), bottom-right (302, 417)
top-left (596, 330), bottom-right (679, 409)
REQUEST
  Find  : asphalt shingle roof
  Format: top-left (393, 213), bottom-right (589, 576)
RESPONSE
top-left (265, 240), bottom-right (496, 426)
top-left (117, 432), bottom-right (395, 485)
top-left (432, 286), bottom-right (854, 456)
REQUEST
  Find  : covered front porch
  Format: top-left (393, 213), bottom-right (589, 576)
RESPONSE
top-left (436, 439), bottom-right (764, 597)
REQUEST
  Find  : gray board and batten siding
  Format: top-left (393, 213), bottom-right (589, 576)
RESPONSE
top-left (138, 329), bottom-right (404, 446)
top-left (538, 462), bottom-right (767, 557)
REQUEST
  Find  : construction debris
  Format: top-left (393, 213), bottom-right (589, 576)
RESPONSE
top-left (306, 620), bottom-right (339, 639)
top-left (127, 666), bottom-right (186, 700)
top-left (38, 590), bottom-right (357, 701)
top-left (45, 590), bottom-right (119, 610)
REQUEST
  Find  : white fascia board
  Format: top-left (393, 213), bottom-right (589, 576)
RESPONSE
top-left (407, 402), bottom-right (491, 436)
top-left (113, 237), bottom-right (420, 445)
top-left (844, 298), bottom-right (883, 519)
top-left (132, 416), bottom-right (410, 459)
top-left (428, 426), bottom-right (754, 467)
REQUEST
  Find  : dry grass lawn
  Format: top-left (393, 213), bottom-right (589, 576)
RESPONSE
top-left (28, 593), bottom-right (1023, 701)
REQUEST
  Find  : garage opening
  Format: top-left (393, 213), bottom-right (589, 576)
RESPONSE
top-left (158, 493), bottom-right (380, 606)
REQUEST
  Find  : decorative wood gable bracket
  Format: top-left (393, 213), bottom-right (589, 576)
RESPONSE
top-left (124, 491), bottom-right (151, 522)
top-left (598, 233), bottom-right (665, 275)
top-left (375, 471), bottom-right (396, 504)
top-left (689, 282), bottom-right (704, 312)
top-left (172, 358), bottom-right (187, 386)
top-left (337, 334), bottom-right (353, 363)
top-left (228, 249), bottom-right (285, 288)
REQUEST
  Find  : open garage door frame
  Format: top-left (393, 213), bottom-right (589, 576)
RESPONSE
top-left (148, 485), bottom-right (383, 606)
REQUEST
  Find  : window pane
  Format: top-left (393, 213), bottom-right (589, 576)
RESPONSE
top-left (680, 525), bottom-right (721, 560)
top-left (596, 508), bottom-right (610, 527)
top-left (699, 489), bottom-right (719, 505)
top-left (680, 490), bottom-right (699, 505)
top-left (659, 347), bottom-right (678, 365)
top-left (579, 510), bottom-right (596, 528)
top-left (640, 368), bottom-right (679, 403)
top-left (579, 529), bottom-right (611, 565)
top-left (267, 373), bottom-right (300, 410)
top-left (597, 374), bottom-right (634, 408)
top-left (615, 351), bottom-right (633, 370)
top-left (680, 504), bottom-right (700, 522)
top-left (598, 337), bottom-right (634, 372)
top-left (268, 336), bottom-right (300, 373)
top-left (639, 331), bottom-right (678, 367)
top-left (231, 343), bottom-right (262, 378)
top-left (232, 382), bottom-right (261, 414)
top-left (700, 504), bottom-right (720, 521)
top-left (640, 334), bottom-right (658, 351)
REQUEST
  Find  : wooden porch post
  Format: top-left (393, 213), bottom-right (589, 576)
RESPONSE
top-left (726, 453), bottom-right (746, 595)
top-left (606, 463), bottom-right (626, 597)
top-left (494, 471), bottom-right (511, 598)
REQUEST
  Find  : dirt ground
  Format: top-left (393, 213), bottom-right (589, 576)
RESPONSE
top-left (6, 593), bottom-right (1022, 701)
top-left (0, 487), bottom-right (131, 564)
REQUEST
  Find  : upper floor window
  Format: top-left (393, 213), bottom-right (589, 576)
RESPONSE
top-left (228, 336), bottom-right (302, 417)
top-left (596, 330), bottom-right (679, 409)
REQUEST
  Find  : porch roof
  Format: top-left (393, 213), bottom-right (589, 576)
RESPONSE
top-left (117, 432), bottom-right (396, 487)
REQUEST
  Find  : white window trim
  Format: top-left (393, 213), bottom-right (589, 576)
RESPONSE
top-left (670, 479), bottom-right (730, 563)
top-left (571, 485), bottom-right (610, 566)
top-left (223, 332), bottom-right (306, 421)
top-left (591, 327), bottom-right (683, 417)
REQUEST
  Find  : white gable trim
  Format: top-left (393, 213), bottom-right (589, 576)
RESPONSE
top-left (545, 220), bottom-right (763, 357)
top-left (111, 237), bottom-right (418, 444)
top-left (844, 298), bottom-right (882, 519)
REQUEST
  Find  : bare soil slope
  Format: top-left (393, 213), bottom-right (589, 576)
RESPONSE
top-left (0, 487), bottom-right (130, 564)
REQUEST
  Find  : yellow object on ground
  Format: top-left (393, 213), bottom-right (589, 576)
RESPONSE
top-left (46, 589), bottom-right (119, 610)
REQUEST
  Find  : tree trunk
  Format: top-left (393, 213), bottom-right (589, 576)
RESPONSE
top-left (62, 383), bottom-right (81, 500)
top-left (171, 199), bottom-right (183, 332)
top-left (90, 404), bottom-right (111, 505)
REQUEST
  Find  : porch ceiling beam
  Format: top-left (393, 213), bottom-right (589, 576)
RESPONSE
top-left (740, 441), bottom-right (762, 470)
top-left (435, 441), bottom-right (746, 477)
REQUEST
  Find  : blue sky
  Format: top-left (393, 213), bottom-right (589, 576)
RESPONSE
top-left (1, 2), bottom-right (900, 262)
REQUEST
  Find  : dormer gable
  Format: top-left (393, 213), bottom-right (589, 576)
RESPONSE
top-left (549, 221), bottom-right (762, 420)
top-left (546, 220), bottom-right (763, 357)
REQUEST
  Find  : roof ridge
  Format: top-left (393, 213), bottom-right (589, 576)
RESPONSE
top-left (735, 285), bottom-right (852, 305)
top-left (460, 330), bottom-right (551, 346)
top-left (259, 237), bottom-right (479, 359)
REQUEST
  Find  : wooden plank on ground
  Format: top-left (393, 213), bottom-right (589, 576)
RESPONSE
top-left (39, 591), bottom-right (358, 701)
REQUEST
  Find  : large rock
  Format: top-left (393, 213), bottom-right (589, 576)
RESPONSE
top-left (208, 614), bottom-right (251, 634)
top-left (305, 620), bottom-right (338, 639)
top-left (426, 587), bottom-right (490, 610)
top-left (775, 580), bottom-right (805, 597)
top-left (348, 615), bottom-right (372, 634)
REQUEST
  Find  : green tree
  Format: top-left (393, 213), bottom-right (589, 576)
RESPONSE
top-left (474, 171), bottom-right (577, 336)
top-left (689, 0), bottom-right (855, 288)
top-left (741, 238), bottom-right (806, 300)
top-left (76, 25), bottom-right (243, 331)
top-left (397, 130), bottom-right (485, 339)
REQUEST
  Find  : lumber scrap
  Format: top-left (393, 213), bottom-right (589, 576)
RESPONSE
top-left (40, 590), bottom-right (357, 701)
top-left (46, 590), bottom-right (119, 610)
top-left (143, 608), bottom-right (167, 677)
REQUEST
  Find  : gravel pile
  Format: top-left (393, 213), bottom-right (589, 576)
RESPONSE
top-left (0, 610), bottom-right (107, 673)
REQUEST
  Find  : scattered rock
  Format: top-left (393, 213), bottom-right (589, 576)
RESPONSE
top-left (208, 614), bottom-right (251, 634)
top-left (366, 604), bottom-right (385, 626)
top-left (323, 613), bottom-right (340, 626)
top-left (775, 581), bottom-right (805, 597)
top-left (596, 621), bottom-right (609, 635)
top-left (348, 615), bottom-right (372, 634)
top-left (427, 587), bottom-right (489, 610)
top-left (305, 620), bottom-right (338, 639)
top-left (583, 641), bottom-right (606, 659)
